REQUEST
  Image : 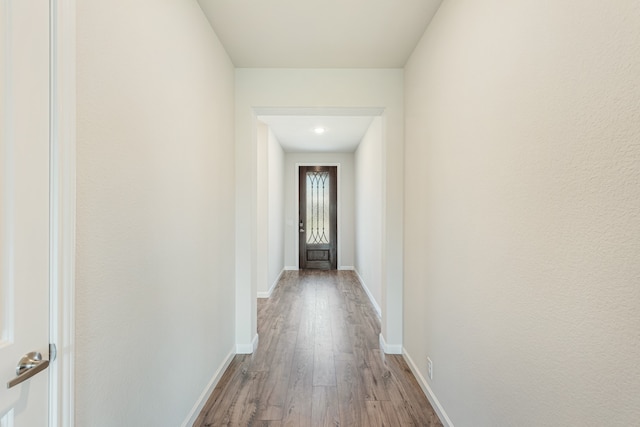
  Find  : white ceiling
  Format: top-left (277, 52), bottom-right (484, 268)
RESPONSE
top-left (199, 0), bottom-right (442, 151)
top-left (198, 0), bottom-right (443, 68)
top-left (259, 115), bottom-right (376, 153)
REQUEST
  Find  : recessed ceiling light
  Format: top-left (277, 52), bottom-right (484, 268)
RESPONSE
top-left (313, 127), bottom-right (326, 135)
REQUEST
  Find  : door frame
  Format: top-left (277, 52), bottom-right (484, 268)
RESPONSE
top-left (298, 165), bottom-right (337, 270)
top-left (295, 163), bottom-right (341, 270)
top-left (49, 0), bottom-right (76, 425)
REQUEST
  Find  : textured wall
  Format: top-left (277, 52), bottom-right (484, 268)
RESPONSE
top-left (256, 123), bottom-right (286, 296)
top-left (404, 0), bottom-right (640, 425)
top-left (267, 129), bottom-right (285, 288)
top-left (355, 118), bottom-right (384, 311)
top-left (256, 122), bottom-right (269, 294)
top-left (76, 0), bottom-right (236, 425)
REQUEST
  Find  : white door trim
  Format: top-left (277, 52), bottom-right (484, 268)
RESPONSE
top-left (49, 0), bottom-right (75, 426)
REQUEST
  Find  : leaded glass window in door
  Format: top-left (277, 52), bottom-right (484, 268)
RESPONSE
top-left (306, 171), bottom-right (330, 244)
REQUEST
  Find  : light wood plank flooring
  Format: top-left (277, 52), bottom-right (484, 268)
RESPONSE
top-left (194, 270), bottom-right (442, 426)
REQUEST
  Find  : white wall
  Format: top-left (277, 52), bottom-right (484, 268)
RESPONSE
top-left (76, 1), bottom-right (236, 425)
top-left (403, 1), bottom-right (640, 426)
top-left (256, 121), bottom-right (269, 295)
top-left (235, 69), bottom-right (404, 350)
top-left (354, 118), bottom-right (383, 314)
top-left (284, 153), bottom-right (355, 270)
top-left (267, 129), bottom-right (285, 294)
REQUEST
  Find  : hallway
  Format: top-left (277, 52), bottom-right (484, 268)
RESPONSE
top-left (66, 0), bottom-right (640, 424)
top-left (194, 271), bottom-right (442, 426)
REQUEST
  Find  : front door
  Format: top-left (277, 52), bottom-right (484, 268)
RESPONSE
top-left (299, 166), bottom-right (337, 270)
top-left (0, 0), bottom-right (51, 424)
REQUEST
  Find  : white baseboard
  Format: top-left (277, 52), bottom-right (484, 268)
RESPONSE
top-left (284, 266), bottom-right (298, 271)
top-left (402, 348), bottom-right (454, 427)
top-left (180, 347), bottom-right (235, 427)
top-left (379, 333), bottom-right (402, 354)
top-left (354, 269), bottom-right (382, 318)
top-left (338, 265), bottom-right (355, 271)
top-left (236, 334), bottom-right (259, 354)
top-left (258, 269), bottom-right (283, 298)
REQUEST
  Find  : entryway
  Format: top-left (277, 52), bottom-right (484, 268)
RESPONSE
top-left (298, 166), bottom-right (337, 270)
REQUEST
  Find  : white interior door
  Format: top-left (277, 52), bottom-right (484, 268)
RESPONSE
top-left (0, 0), bottom-right (51, 425)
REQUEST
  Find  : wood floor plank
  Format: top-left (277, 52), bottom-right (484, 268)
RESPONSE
top-left (386, 355), bottom-right (444, 426)
top-left (194, 356), bottom-right (251, 425)
top-left (203, 369), bottom-right (264, 426)
top-left (254, 421), bottom-right (283, 427)
top-left (369, 350), bottom-right (409, 403)
top-left (380, 400), bottom-right (404, 426)
top-left (365, 400), bottom-right (394, 427)
top-left (295, 302), bottom-right (316, 351)
top-left (361, 350), bottom-right (390, 401)
top-left (312, 282), bottom-right (336, 387)
top-left (312, 347), bottom-right (336, 387)
top-left (335, 355), bottom-right (367, 427)
top-left (281, 350), bottom-right (313, 427)
top-left (329, 306), bottom-right (352, 354)
top-left (311, 386), bottom-right (340, 427)
top-left (388, 399), bottom-right (420, 426)
top-left (255, 330), bottom-right (297, 420)
top-left (193, 270), bottom-right (442, 427)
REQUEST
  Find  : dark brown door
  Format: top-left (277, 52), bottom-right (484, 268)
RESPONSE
top-left (299, 166), bottom-right (337, 270)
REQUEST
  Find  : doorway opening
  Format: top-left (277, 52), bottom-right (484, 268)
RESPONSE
top-left (249, 106), bottom-right (402, 355)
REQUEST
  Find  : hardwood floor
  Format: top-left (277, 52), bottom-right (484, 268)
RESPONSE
top-left (194, 270), bottom-right (443, 427)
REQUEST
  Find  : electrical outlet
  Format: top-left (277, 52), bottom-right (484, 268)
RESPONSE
top-left (427, 357), bottom-right (433, 380)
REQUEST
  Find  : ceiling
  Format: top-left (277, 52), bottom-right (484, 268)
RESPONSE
top-left (258, 115), bottom-right (376, 153)
top-left (198, 0), bottom-right (443, 68)
top-left (199, 0), bottom-right (442, 151)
